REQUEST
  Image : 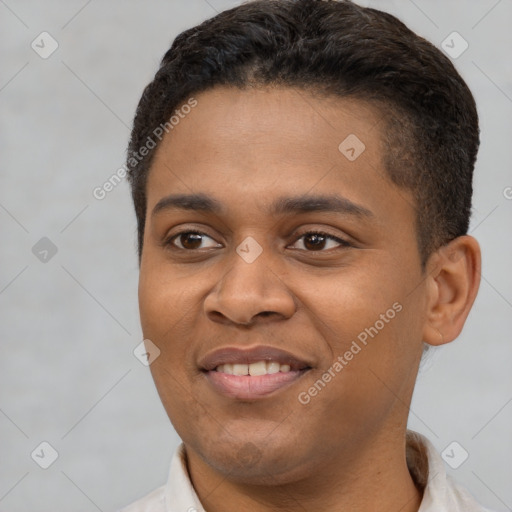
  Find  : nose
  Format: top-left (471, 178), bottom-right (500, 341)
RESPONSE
top-left (204, 249), bottom-right (297, 326)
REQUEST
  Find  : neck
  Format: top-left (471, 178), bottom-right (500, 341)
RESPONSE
top-left (185, 427), bottom-right (423, 512)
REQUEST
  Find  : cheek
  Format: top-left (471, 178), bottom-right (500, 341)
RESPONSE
top-left (139, 266), bottom-right (205, 431)
top-left (138, 267), bottom-right (202, 411)
top-left (296, 264), bottom-right (424, 402)
top-left (148, 356), bottom-right (207, 449)
top-left (297, 265), bottom-right (404, 345)
top-left (138, 258), bottom-right (192, 338)
top-left (294, 307), bottom-right (422, 453)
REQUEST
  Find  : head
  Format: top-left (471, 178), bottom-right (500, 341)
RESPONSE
top-left (127, 0), bottom-right (479, 266)
top-left (126, 0), bottom-right (481, 487)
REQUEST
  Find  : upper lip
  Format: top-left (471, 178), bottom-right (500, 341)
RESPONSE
top-left (199, 345), bottom-right (313, 372)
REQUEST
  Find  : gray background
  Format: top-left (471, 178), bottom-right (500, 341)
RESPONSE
top-left (1, 0), bottom-right (511, 510)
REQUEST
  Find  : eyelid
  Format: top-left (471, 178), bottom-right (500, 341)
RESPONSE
top-left (163, 226), bottom-right (353, 252)
top-left (164, 226), bottom-right (222, 250)
top-left (288, 229), bottom-right (352, 250)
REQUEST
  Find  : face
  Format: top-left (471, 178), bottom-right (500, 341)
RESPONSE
top-left (138, 86), bottom-right (428, 484)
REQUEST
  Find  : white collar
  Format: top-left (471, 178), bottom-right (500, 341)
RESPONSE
top-left (121, 429), bottom-right (492, 511)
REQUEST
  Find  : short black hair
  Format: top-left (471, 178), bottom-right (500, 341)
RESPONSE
top-left (126, 0), bottom-right (479, 267)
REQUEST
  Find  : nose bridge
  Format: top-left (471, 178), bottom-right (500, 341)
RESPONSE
top-left (204, 242), bottom-right (296, 325)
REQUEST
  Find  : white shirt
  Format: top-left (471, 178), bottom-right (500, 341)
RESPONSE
top-left (118, 430), bottom-right (494, 512)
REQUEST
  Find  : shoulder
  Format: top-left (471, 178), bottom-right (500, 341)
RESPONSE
top-left (406, 430), bottom-right (497, 512)
top-left (440, 473), bottom-right (497, 512)
top-left (117, 443), bottom-right (199, 512)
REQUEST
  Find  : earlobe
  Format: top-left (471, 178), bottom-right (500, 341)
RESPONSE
top-left (422, 236), bottom-right (481, 346)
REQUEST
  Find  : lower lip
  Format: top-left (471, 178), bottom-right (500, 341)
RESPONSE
top-left (204, 370), bottom-right (308, 400)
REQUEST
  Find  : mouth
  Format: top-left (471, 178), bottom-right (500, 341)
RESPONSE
top-left (199, 346), bottom-right (312, 400)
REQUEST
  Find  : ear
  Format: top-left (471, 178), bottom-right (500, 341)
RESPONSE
top-left (422, 235), bottom-right (481, 346)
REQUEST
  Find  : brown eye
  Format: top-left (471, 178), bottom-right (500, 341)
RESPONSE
top-left (290, 231), bottom-right (350, 252)
top-left (169, 231), bottom-right (220, 250)
top-left (303, 233), bottom-right (328, 251)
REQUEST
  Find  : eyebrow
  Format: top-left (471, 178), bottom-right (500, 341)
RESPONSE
top-left (151, 193), bottom-right (373, 218)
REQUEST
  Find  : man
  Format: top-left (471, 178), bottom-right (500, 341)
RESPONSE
top-left (120, 0), bottom-right (491, 510)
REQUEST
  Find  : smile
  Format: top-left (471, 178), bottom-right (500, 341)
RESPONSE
top-left (199, 346), bottom-right (312, 400)
top-left (215, 361), bottom-right (292, 375)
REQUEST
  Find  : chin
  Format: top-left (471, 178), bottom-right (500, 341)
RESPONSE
top-left (195, 435), bottom-right (318, 486)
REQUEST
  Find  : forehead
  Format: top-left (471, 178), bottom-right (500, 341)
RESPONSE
top-left (153, 86), bottom-right (383, 168)
top-left (147, 86), bottom-right (414, 227)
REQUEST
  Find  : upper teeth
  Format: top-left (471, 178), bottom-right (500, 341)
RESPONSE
top-left (215, 361), bottom-right (291, 376)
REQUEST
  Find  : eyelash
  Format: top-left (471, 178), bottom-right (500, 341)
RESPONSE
top-left (165, 229), bottom-right (351, 252)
